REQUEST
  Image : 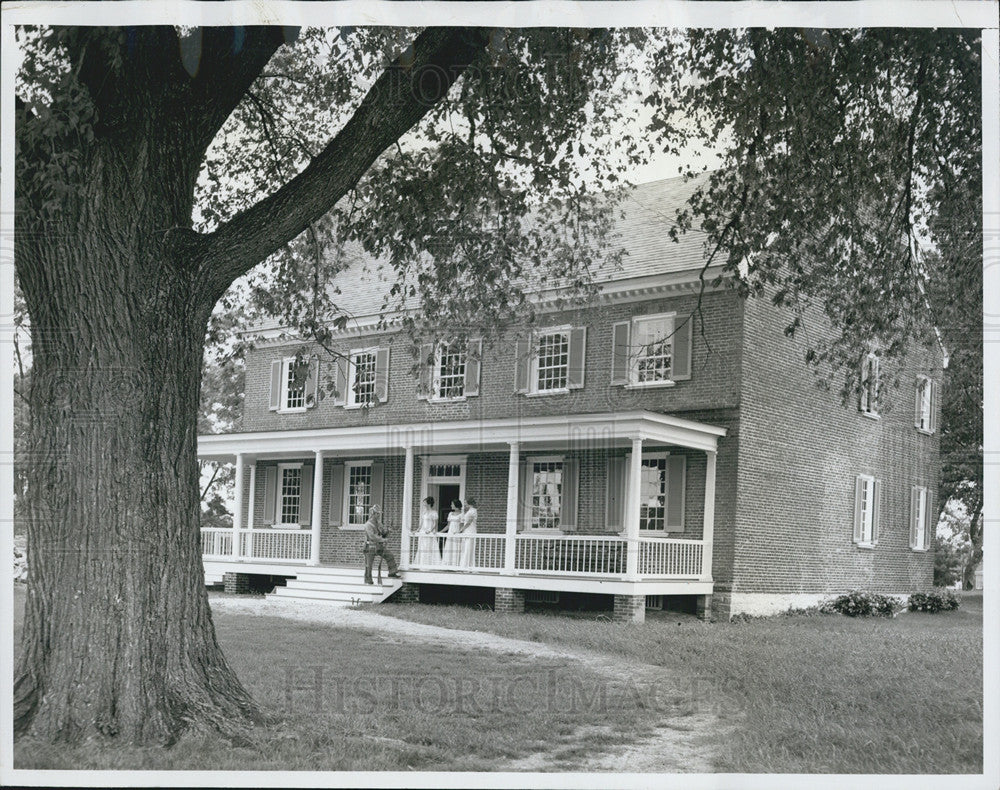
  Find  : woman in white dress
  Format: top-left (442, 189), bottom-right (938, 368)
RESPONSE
top-left (415, 496), bottom-right (440, 567)
top-left (441, 499), bottom-right (463, 567)
top-left (458, 497), bottom-right (478, 568)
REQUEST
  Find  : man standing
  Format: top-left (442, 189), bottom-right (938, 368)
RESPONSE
top-left (363, 504), bottom-right (401, 584)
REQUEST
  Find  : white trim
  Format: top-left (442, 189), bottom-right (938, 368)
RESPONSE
top-left (418, 457), bottom-right (467, 513)
top-left (915, 375), bottom-right (935, 434)
top-left (346, 346), bottom-right (380, 409)
top-left (429, 339), bottom-right (468, 402)
top-left (860, 352), bottom-right (880, 416)
top-left (912, 485), bottom-right (930, 551)
top-left (855, 473), bottom-right (876, 546)
top-left (523, 455), bottom-right (567, 532)
top-left (529, 324), bottom-right (573, 395)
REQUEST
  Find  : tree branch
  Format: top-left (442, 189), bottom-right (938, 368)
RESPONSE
top-left (193, 26), bottom-right (492, 302)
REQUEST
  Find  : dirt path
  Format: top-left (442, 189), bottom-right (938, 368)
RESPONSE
top-left (210, 595), bottom-right (728, 772)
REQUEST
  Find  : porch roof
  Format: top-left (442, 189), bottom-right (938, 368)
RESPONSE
top-left (197, 410), bottom-right (726, 461)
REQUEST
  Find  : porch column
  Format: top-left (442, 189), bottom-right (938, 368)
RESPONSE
top-left (701, 449), bottom-right (717, 581)
top-left (232, 453), bottom-right (244, 560)
top-left (399, 445), bottom-right (415, 570)
top-left (243, 461), bottom-right (256, 560)
top-left (309, 450), bottom-right (324, 566)
top-left (504, 442), bottom-right (520, 575)
top-left (625, 437), bottom-right (643, 581)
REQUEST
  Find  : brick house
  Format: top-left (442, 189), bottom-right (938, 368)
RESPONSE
top-left (198, 176), bottom-right (941, 621)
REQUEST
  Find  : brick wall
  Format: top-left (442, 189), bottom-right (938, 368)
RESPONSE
top-left (240, 289), bottom-right (744, 433)
top-left (733, 291), bottom-right (941, 594)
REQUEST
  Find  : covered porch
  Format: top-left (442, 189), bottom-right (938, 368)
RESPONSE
top-left (197, 410), bottom-right (725, 601)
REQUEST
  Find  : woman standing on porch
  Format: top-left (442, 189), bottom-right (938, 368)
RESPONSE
top-left (415, 496), bottom-right (440, 567)
top-left (458, 497), bottom-right (478, 568)
top-left (441, 499), bottom-right (463, 566)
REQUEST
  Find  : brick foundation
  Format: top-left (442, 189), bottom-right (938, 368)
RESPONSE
top-left (695, 594), bottom-right (713, 621)
top-left (711, 590), bottom-right (733, 621)
top-left (494, 587), bottom-right (526, 613)
top-left (223, 572), bottom-right (251, 595)
top-left (612, 594), bottom-right (645, 623)
top-left (391, 582), bottom-right (421, 604)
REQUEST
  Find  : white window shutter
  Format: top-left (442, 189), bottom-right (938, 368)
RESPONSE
top-left (853, 477), bottom-right (864, 543)
top-left (263, 466), bottom-right (278, 525)
top-left (465, 338), bottom-right (482, 397)
top-left (417, 343), bottom-right (433, 400)
top-left (374, 348), bottom-right (390, 403)
top-left (305, 355), bottom-right (319, 408)
top-left (299, 464), bottom-right (314, 527)
top-left (610, 321), bottom-right (631, 385)
top-left (560, 458), bottom-right (579, 530)
top-left (328, 464), bottom-right (345, 526)
top-left (334, 357), bottom-right (348, 406)
top-left (930, 380), bottom-right (938, 433)
top-left (924, 491), bottom-right (934, 550)
top-left (914, 379), bottom-right (923, 428)
top-left (665, 455), bottom-right (686, 532)
top-left (269, 360), bottom-right (282, 411)
top-left (514, 338), bottom-right (530, 394)
top-left (567, 327), bottom-right (586, 389)
top-left (871, 479), bottom-right (882, 544)
top-left (672, 317), bottom-right (692, 381)
top-left (605, 457), bottom-right (627, 530)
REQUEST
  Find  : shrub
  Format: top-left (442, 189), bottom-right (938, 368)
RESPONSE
top-left (823, 591), bottom-right (901, 618)
top-left (908, 589), bottom-right (961, 613)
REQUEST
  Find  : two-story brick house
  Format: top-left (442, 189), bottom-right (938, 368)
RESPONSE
top-left (198, 176), bottom-right (941, 621)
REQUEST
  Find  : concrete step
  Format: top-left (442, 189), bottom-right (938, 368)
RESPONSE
top-left (267, 575), bottom-right (402, 605)
top-left (283, 580), bottom-right (396, 595)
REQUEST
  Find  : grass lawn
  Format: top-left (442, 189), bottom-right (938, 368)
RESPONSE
top-left (375, 596), bottom-right (985, 774)
top-left (12, 586), bottom-right (667, 771)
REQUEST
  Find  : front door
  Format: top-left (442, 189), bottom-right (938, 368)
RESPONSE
top-left (436, 484), bottom-right (461, 531)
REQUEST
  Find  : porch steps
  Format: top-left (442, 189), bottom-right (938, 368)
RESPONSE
top-left (268, 567), bottom-right (402, 606)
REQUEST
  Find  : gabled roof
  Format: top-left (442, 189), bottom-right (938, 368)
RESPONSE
top-left (258, 174), bottom-right (709, 331)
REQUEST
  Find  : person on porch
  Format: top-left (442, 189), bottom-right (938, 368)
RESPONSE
top-left (415, 496), bottom-right (440, 566)
top-left (458, 497), bottom-right (478, 568)
top-left (441, 499), bottom-right (463, 566)
top-left (362, 504), bottom-right (400, 584)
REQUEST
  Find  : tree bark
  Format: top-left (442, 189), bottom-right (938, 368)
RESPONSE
top-left (14, 111), bottom-right (261, 746)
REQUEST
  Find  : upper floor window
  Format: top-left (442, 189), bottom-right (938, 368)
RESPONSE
top-left (333, 347), bottom-right (390, 408)
top-left (349, 349), bottom-right (378, 407)
top-left (435, 341), bottom-right (467, 400)
top-left (915, 375), bottom-right (936, 433)
top-left (515, 327), bottom-right (586, 396)
top-left (910, 485), bottom-right (931, 551)
top-left (269, 355), bottom-right (318, 413)
top-left (852, 474), bottom-right (881, 546)
top-left (611, 313), bottom-right (692, 388)
top-left (860, 352), bottom-right (880, 416)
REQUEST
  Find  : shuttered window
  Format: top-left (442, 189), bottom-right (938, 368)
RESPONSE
top-left (346, 463), bottom-right (373, 527)
top-left (915, 376), bottom-right (935, 433)
top-left (274, 463), bottom-right (312, 528)
top-left (348, 350), bottom-right (377, 406)
top-left (860, 353), bottom-right (880, 416)
top-left (270, 356), bottom-right (319, 412)
top-left (611, 313), bottom-right (692, 387)
top-left (910, 486), bottom-right (931, 550)
top-left (518, 326), bottom-right (586, 395)
top-left (853, 474), bottom-right (881, 546)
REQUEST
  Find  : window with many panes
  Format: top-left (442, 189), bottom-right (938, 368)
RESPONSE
top-left (912, 486), bottom-right (929, 550)
top-left (856, 474), bottom-right (876, 544)
top-left (632, 315), bottom-right (673, 384)
top-left (916, 376), bottom-right (933, 432)
top-left (530, 461), bottom-right (563, 529)
top-left (346, 464), bottom-right (372, 527)
top-left (639, 456), bottom-right (668, 530)
top-left (349, 350), bottom-right (377, 407)
top-left (281, 358), bottom-right (309, 411)
top-left (533, 330), bottom-right (570, 392)
top-left (278, 465), bottom-right (303, 525)
top-left (860, 353), bottom-right (880, 416)
top-left (434, 342), bottom-right (466, 400)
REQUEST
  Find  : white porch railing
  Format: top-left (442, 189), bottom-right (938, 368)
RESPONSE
top-left (201, 528), bottom-right (233, 558)
top-left (403, 532), bottom-right (704, 579)
top-left (407, 532), bottom-right (506, 571)
top-left (637, 537), bottom-right (704, 577)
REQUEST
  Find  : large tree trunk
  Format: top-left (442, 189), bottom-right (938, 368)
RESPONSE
top-left (14, 130), bottom-right (260, 745)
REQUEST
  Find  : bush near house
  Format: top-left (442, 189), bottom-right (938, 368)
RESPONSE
top-left (908, 589), bottom-right (961, 613)
top-left (821, 591), bottom-right (902, 618)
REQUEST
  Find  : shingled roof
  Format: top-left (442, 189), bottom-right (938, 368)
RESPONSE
top-left (259, 174), bottom-right (710, 330)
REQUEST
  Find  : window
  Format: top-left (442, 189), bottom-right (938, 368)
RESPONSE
top-left (346, 463), bottom-right (373, 527)
top-left (915, 376), bottom-right (934, 432)
top-left (911, 486), bottom-right (930, 550)
top-left (433, 342), bottom-right (466, 400)
top-left (853, 474), bottom-right (880, 546)
top-left (633, 314), bottom-right (674, 384)
top-left (533, 329), bottom-right (570, 393)
top-left (530, 460), bottom-right (563, 529)
top-left (860, 353), bottom-right (880, 416)
top-left (349, 350), bottom-right (377, 407)
top-left (277, 464), bottom-right (303, 526)
top-left (272, 357), bottom-right (312, 413)
top-left (639, 455), bottom-right (668, 531)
